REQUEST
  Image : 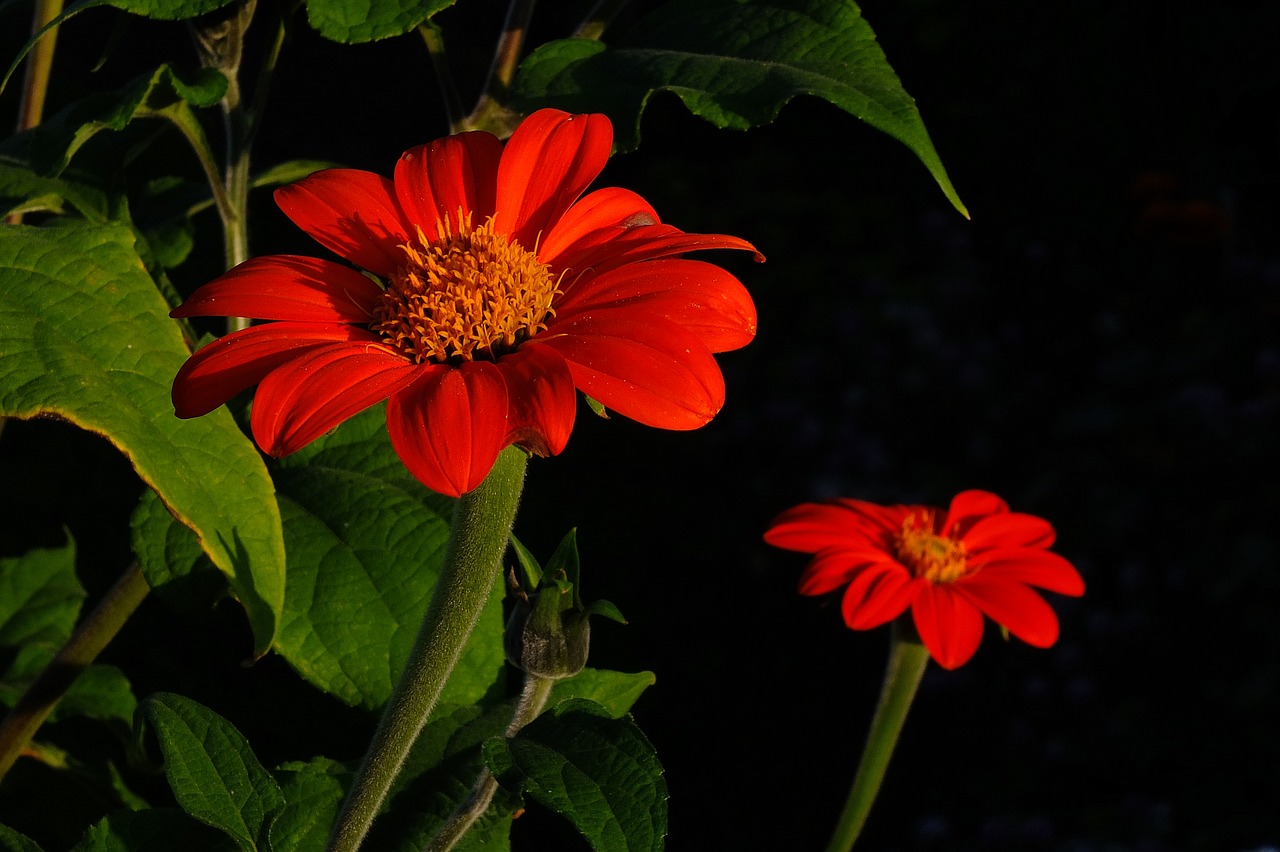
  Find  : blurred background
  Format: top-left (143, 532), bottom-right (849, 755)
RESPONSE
top-left (3, 0), bottom-right (1278, 849)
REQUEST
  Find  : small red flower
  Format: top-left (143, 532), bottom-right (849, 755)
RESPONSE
top-left (764, 490), bottom-right (1084, 669)
top-left (170, 109), bottom-right (760, 496)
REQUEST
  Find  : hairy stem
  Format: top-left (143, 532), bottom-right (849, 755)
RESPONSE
top-left (0, 563), bottom-right (151, 781)
top-left (825, 618), bottom-right (930, 852)
top-left (326, 447), bottom-right (529, 852)
top-left (426, 673), bottom-right (555, 851)
top-left (461, 0), bottom-right (535, 137)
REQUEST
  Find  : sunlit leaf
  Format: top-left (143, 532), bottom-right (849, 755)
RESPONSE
top-left (513, 0), bottom-right (966, 216)
top-left (303, 0), bottom-right (455, 44)
top-left (483, 699), bottom-right (667, 852)
top-left (0, 221), bottom-right (285, 653)
top-left (136, 693), bottom-right (284, 852)
top-left (548, 669), bottom-right (655, 720)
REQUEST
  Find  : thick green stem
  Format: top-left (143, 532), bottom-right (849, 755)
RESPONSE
top-left (0, 563), bottom-right (151, 781)
top-left (326, 447), bottom-right (529, 852)
top-left (825, 618), bottom-right (930, 852)
top-left (426, 673), bottom-right (554, 851)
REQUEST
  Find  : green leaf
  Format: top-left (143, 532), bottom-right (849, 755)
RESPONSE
top-left (105, 0), bottom-right (240, 19)
top-left (483, 700), bottom-right (667, 852)
top-left (0, 823), bottom-right (45, 852)
top-left (2, 64), bottom-right (226, 177)
top-left (0, 645), bottom-right (137, 726)
top-left (269, 759), bottom-right (348, 852)
top-left (303, 0), bottom-right (455, 44)
top-left (0, 535), bottom-right (82, 647)
top-left (548, 669), bottom-right (656, 720)
top-left (271, 405), bottom-right (503, 710)
top-left (72, 808), bottom-right (239, 852)
top-left (0, 159), bottom-right (109, 221)
top-left (513, 0), bottom-right (967, 217)
top-left (136, 693), bottom-right (285, 852)
top-left (0, 221), bottom-right (285, 654)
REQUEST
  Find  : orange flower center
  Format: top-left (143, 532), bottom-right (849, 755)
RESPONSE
top-left (894, 511), bottom-right (969, 583)
top-left (373, 213), bottom-right (560, 363)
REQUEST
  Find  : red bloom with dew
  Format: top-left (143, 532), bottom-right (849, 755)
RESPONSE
top-left (764, 490), bottom-right (1084, 669)
top-left (170, 109), bottom-right (760, 496)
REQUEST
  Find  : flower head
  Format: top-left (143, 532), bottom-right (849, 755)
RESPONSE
top-left (170, 109), bottom-right (760, 496)
top-left (764, 490), bottom-right (1084, 669)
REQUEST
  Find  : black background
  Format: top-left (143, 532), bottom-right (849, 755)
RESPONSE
top-left (2, 1), bottom-right (1278, 849)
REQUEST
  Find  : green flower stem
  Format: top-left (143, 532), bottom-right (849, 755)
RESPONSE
top-left (327, 447), bottom-right (529, 852)
top-left (418, 22), bottom-right (466, 135)
top-left (825, 618), bottom-right (931, 852)
top-left (0, 562), bottom-right (150, 781)
top-left (426, 673), bottom-right (555, 851)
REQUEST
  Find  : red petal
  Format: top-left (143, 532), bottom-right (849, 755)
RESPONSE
top-left (171, 323), bottom-right (380, 418)
top-left (974, 549), bottom-right (1084, 595)
top-left (386, 361), bottom-right (511, 497)
top-left (394, 132), bottom-right (503, 230)
top-left (538, 186), bottom-right (661, 266)
top-left (961, 512), bottom-right (1056, 551)
top-left (494, 110), bottom-right (612, 249)
top-left (764, 500), bottom-right (904, 553)
top-left (496, 345), bottom-right (576, 457)
top-left (955, 577), bottom-right (1062, 648)
top-left (553, 259), bottom-right (756, 353)
top-left (797, 548), bottom-right (901, 596)
top-left (275, 169), bottom-right (411, 277)
top-left (551, 223), bottom-right (763, 279)
top-left (171, 255), bottom-right (383, 322)
top-left (532, 314), bottom-right (723, 430)
top-left (911, 584), bottom-right (985, 669)
top-left (250, 344), bottom-right (420, 456)
top-left (942, 489), bottom-right (1009, 538)
top-left (841, 564), bottom-right (917, 630)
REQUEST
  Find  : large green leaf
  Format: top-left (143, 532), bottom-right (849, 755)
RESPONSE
top-left (136, 693), bottom-right (285, 852)
top-left (483, 700), bottom-right (667, 852)
top-left (513, 0), bottom-right (966, 216)
top-left (72, 808), bottom-right (238, 852)
top-left (0, 159), bottom-right (109, 221)
top-left (271, 404), bottom-right (503, 711)
top-left (268, 759), bottom-right (347, 852)
top-left (303, 0), bottom-right (455, 44)
top-left (0, 221), bottom-right (285, 653)
top-left (0, 536), bottom-right (82, 648)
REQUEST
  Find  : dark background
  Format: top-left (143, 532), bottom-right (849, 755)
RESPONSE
top-left (3, 0), bottom-right (1278, 849)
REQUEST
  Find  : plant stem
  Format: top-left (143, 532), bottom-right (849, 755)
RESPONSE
top-left (0, 563), bottom-right (151, 782)
top-left (574, 0), bottom-right (630, 40)
top-left (3, 0), bottom-right (64, 227)
top-left (426, 673), bottom-right (554, 851)
top-left (461, 0), bottom-right (535, 137)
top-left (326, 447), bottom-right (529, 852)
top-left (825, 618), bottom-right (930, 852)
top-left (418, 22), bottom-right (466, 135)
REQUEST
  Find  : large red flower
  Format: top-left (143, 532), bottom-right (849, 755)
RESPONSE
top-left (171, 109), bottom-right (760, 496)
top-left (764, 490), bottom-right (1084, 669)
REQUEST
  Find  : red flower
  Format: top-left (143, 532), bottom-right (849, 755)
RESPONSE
top-left (170, 109), bottom-right (760, 496)
top-left (764, 490), bottom-right (1084, 669)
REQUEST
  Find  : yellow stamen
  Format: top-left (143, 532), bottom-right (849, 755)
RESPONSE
top-left (373, 212), bottom-right (560, 363)
top-left (894, 511), bottom-right (968, 583)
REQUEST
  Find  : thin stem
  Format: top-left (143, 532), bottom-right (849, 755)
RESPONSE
top-left (426, 673), bottom-right (554, 851)
top-left (327, 447), bottom-right (529, 852)
top-left (573, 0), bottom-right (629, 40)
top-left (418, 22), bottom-right (466, 135)
top-left (0, 563), bottom-right (151, 781)
top-left (461, 0), bottom-right (535, 136)
top-left (4, 0), bottom-right (64, 227)
top-left (825, 618), bottom-right (931, 852)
